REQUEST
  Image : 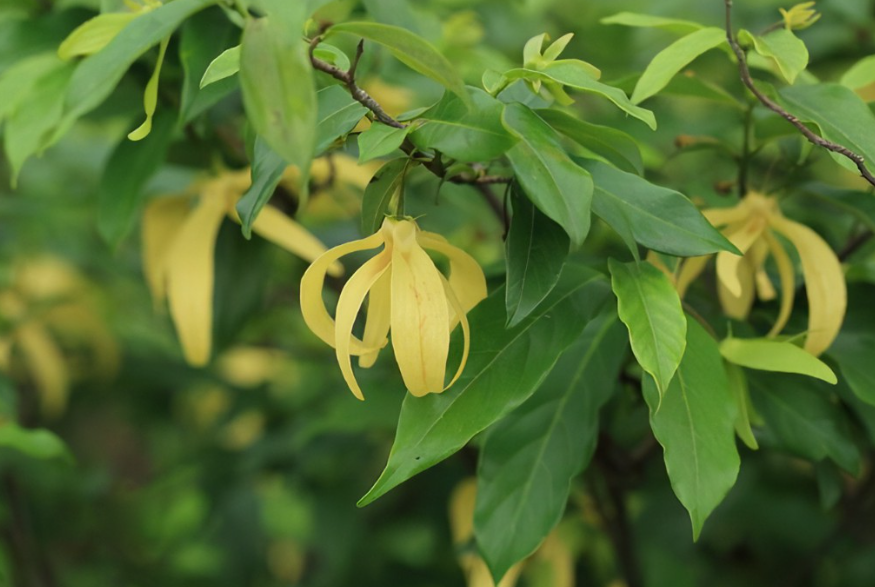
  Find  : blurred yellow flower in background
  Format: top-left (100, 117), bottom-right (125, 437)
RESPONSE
top-left (652, 191), bottom-right (846, 355)
top-left (143, 169), bottom-right (340, 367)
top-left (300, 217), bottom-right (486, 399)
top-left (0, 257), bottom-right (118, 418)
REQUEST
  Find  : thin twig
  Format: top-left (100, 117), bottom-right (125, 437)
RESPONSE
top-left (723, 0), bottom-right (875, 188)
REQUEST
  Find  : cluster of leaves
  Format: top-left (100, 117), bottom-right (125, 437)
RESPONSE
top-left (2, 0), bottom-right (875, 586)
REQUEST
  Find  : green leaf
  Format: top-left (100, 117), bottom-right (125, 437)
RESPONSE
top-left (600, 12), bottom-right (704, 36)
top-left (750, 372), bottom-right (862, 475)
top-left (0, 52), bottom-right (62, 125)
top-left (830, 331), bottom-right (875, 406)
top-left (55, 0), bottom-right (216, 141)
top-left (98, 110), bottom-right (176, 248)
top-left (725, 362), bottom-right (759, 450)
top-left (360, 158), bottom-right (409, 235)
top-left (179, 7), bottom-right (239, 124)
top-left (840, 55), bottom-right (875, 91)
top-left (631, 27), bottom-right (726, 104)
top-left (501, 103), bottom-right (593, 246)
top-left (643, 317), bottom-right (740, 540)
top-left (581, 160), bottom-right (738, 257)
top-left (609, 258), bottom-right (686, 398)
top-left (357, 122), bottom-right (412, 163)
top-left (328, 22), bottom-right (470, 107)
top-left (409, 87), bottom-right (516, 163)
top-left (200, 45), bottom-right (239, 88)
top-left (505, 187), bottom-right (570, 328)
top-left (474, 311), bottom-right (627, 583)
top-left (0, 423), bottom-right (72, 462)
top-left (312, 42), bottom-right (350, 71)
top-left (314, 85), bottom-right (369, 156)
top-left (236, 136), bottom-right (286, 239)
top-left (719, 337), bottom-right (837, 384)
top-left (779, 83), bottom-right (875, 173)
top-left (740, 28), bottom-right (808, 85)
top-left (358, 264), bottom-right (613, 506)
top-left (4, 62), bottom-right (75, 185)
top-left (240, 4), bottom-right (316, 191)
top-left (537, 108), bottom-right (643, 175)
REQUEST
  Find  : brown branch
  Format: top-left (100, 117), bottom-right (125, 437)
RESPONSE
top-left (723, 0), bottom-right (875, 188)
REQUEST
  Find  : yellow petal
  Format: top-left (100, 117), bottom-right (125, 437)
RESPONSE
top-left (770, 215), bottom-right (846, 355)
top-left (128, 36), bottom-right (169, 141)
top-left (716, 218), bottom-right (765, 298)
top-left (300, 231), bottom-right (385, 353)
top-left (417, 231), bottom-right (487, 328)
top-left (718, 256), bottom-right (755, 319)
top-left (335, 252), bottom-right (391, 400)
top-left (646, 250), bottom-right (677, 284)
top-left (16, 323), bottom-right (69, 418)
top-left (142, 195), bottom-right (190, 306)
top-left (702, 205), bottom-right (749, 228)
top-left (763, 229), bottom-right (795, 337)
top-left (166, 193), bottom-right (227, 366)
top-left (440, 274), bottom-right (471, 391)
top-left (359, 269), bottom-right (392, 369)
top-left (58, 12), bottom-right (138, 60)
top-left (248, 205), bottom-right (342, 277)
top-left (749, 238), bottom-right (776, 301)
top-left (675, 255), bottom-right (710, 299)
top-left (390, 220), bottom-right (450, 396)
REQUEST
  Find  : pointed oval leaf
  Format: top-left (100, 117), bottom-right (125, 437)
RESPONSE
top-left (179, 9), bottom-right (240, 123)
top-left (740, 28), bottom-right (808, 85)
top-left (600, 12), bottom-right (704, 36)
top-left (720, 337), bottom-right (837, 384)
top-left (314, 85), bottom-right (369, 155)
top-left (358, 122), bottom-right (413, 163)
top-left (200, 44), bottom-right (240, 88)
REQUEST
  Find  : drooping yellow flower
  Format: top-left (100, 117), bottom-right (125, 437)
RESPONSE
top-left (0, 257), bottom-right (119, 418)
top-left (143, 169), bottom-right (341, 367)
top-left (58, 0), bottom-right (167, 141)
top-left (654, 191), bottom-right (846, 356)
top-left (300, 217), bottom-right (487, 399)
top-left (780, 2), bottom-right (821, 31)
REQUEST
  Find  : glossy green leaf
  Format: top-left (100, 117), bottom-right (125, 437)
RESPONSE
top-left (360, 158), bottom-right (409, 235)
top-left (779, 83), bottom-right (875, 173)
top-left (236, 136), bottom-right (286, 239)
top-left (240, 4), bottom-right (316, 192)
top-left (840, 55), bottom-right (875, 91)
top-left (313, 42), bottom-right (350, 71)
top-left (199, 45), bottom-right (239, 88)
top-left (725, 362), bottom-right (759, 450)
top-left (329, 22), bottom-right (469, 106)
top-left (537, 108), bottom-right (643, 175)
top-left (642, 317), bottom-right (740, 540)
top-left (358, 122), bottom-right (413, 163)
top-left (55, 0), bottom-right (215, 141)
top-left (581, 160), bottom-right (739, 257)
top-left (409, 87), bottom-right (515, 162)
top-left (505, 187), bottom-right (570, 327)
top-left (474, 311), bottom-right (626, 582)
top-left (179, 8), bottom-right (239, 123)
top-left (830, 331), bottom-right (875, 406)
top-left (502, 103), bottom-right (593, 246)
top-left (600, 12), bottom-right (704, 36)
top-left (0, 423), bottom-right (72, 462)
top-left (720, 337), bottom-right (837, 384)
top-left (98, 111), bottom-right (176, 248)
top-left (314, 85), bottom-right (368, 155)
top-left (631, 27), bottom-right (726, 104)
top-left (750, 372), bottom-right (862, 475)
top-left (358, 264), bottom-right (613, 506)
top-left (609, 259), bottom-right (686, 398)
top-left (740, 28), bottom-right (808, 85)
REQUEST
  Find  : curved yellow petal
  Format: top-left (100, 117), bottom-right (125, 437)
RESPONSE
top-left (417, 231), bottom-right (487, 318)
top-left (675, 255), bottom-right (710, 299)
top-left (128, 36), bottom-right (169, 141)
top-left (166, 194), bottom-right (227, 366)
top-left (770, 216), bottom-right (846, 355)
top-left (702, 205), bottom-right (749, 228)
top-left (358, 269), bottom-right (392, 369)
top-left (718, 257), bottom-right (755, 319)
top-left (716, 218), bottom-right (765, 298)
top-left (142, 195), bottom-right (190, 306)
top-left (58, 12), bottom-right (138, 60)
top-left (16, 323), bottom-right (69, 418)
top-left (248, 205), bottom-right (342, 277)
top-left (440, 274), bottom-right (471, 391)
top-left (763, 229), bottom-right (796, 337)
top-left (390, 220), bottom-right (450, 396)
top-left (748, 238), bottom-right (776, 301)
top-left (300, 231), bottom-right (385, 353)
top-left (335, 252), bottom-right (391, 400)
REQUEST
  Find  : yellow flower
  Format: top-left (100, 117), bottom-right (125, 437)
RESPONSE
top-left (300, 217), bottom-right (487, 399)
top-left (143, 169), bottom-right (340, 367)
top-left (657, 191), bottom-right (846, 356)
top-left (0, 257), bottom-right (118, 418)
top-left (58, 0), bottom-right (167, 141)
top-left (780, 2), bottom-right (821, 31)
